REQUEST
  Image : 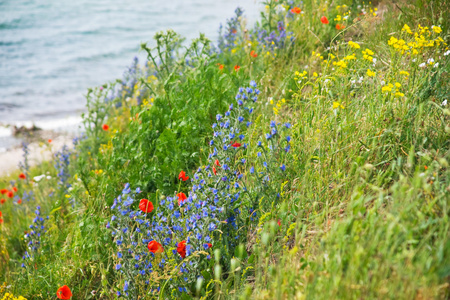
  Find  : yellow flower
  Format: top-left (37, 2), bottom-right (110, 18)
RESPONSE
top-left (399, 71), bottom-right (410, 76)
top-left (431, 25), bottom-right (442, 34)
top-left (348, 41), bottom-right (360, 49)
top-left (313, 72), bottom-right (318, 77)
top-left (395, 82), bottom-right (401, 88)
top-left (362, 49), bottom-right (374, 61)
top-left (402, 24), bottom-right (413, 34)
top-left (344, 54), bottom-right (356, 60)
top-left (381, 83), bottom-right (394, 92)
top-left (366, 69), bottom-right (376, 77)
top-left (333, 101), bottom-right (345, 109)
top-left (394, 92), bottom-right (405, 97)
top-left (334, 15), bottom-right (342, 21)
top-left (333, 60), bottom-right (347, 69)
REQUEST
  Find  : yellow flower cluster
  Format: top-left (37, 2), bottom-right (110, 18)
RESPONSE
top-left (362, 48), bottom-right (374, 61)
top-left (1, 293), bottom-right (27, 300)
top-left (344, 53), bottom-right (356, 61)
top-left (333, 60), bottom-right (347, 69)
top-left (389, 24), bottom-right (445, 55)
top-left (333, 101), bottom-right (345, 109)
top-left (271, 98), bottom-right (286, 115)
top-left (366, 69), bottom-right (376, 77)
top-left (381, 82), bottom-right (404, 97)
top-left (142, 97), bottom-right (154, 106)
top-left (348, 41), bottom-right (361, 49)
top-left (294, 70), bottom-right (308, 81)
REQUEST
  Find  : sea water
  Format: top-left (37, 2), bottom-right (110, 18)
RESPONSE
top-left (0, 0), bottom-right (260, 149)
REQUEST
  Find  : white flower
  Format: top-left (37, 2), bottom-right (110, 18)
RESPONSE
top-left (381, 80), bottom-right (385, 85)
top-left (442, 99), bottom-right (448, 106)
top-left (358, 76), bottom-right (364, 84)
top-left (372, 58), bottom-right (377, 64)
top-left (412, 58), bottom-right (417, 62)
top-left (427, 58), bottom-right (435, 64)
top-left (33, 174), bottom-right (45, 182)
top-left (419, 63), bottom-right (426, 68)
top-left (434, 63), bottom-right (439, 68)
top-left (444, 50), bottom-right (450, 56)
top-left (46, 176), bottom-right (52, 180)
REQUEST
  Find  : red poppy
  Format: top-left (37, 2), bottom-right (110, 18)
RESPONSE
top-left (234, 65), bottom-right (240, 72)
top-left (213, 167), bottom-right (217, 175)
top-left (0, 189), bottom-right (7, 195)
top-left (320, 16), bottom-right (329, 24)
top-left (0, 219), bottom-right (3, 224)
top-left (56, 285), bottom-right (72, 299)
top-left (0, 199), bottom-right (5, 204)
top-left (215, 159), bottom-right (221, 167)
top-left (177, 192), bottom-right (187, 205)
top-left (277, 219), bottom-right (281, 226)
top-left (335, 24), bottom-right (345, 30)
top-left (0, 211), bottom-right (2, 217)
top-left (48, 139), bottom-right (52, 143)
top-left (207, 243), bottom-right (212, 248)
top-left (19, 173), bottom-right (26, 180)
top-left (178, 171), bottom-right (189, 181)
top-left (6, 191), bottom-right (13, 198)
top-left (139, 199), bottom-right (154, 213)
top-left (148, 240), bottom-right (164, 253)
top-left (12, 187), bottom-right (18, 192)
top-left (290, 7), bottom-right (301, 14)
top-left (177, 240), bottom-right (186, 258)
top-left (17, 199), bottom-right (22, 204)
top-left (250, 50), bottom-right (258, 58)
top-left (217, 63), bottom-right (224, 70)
top-left (102, 124), bottom-right (109, 131)
top-left (231, 142), bottom-right (241, 148)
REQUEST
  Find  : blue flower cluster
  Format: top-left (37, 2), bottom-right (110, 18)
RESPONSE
top-left (22, 206), bottom-right (49, 268)
top-left (217, 7), bottom-right (244, 52)
top-left (255, 20), bottom-right (294, 52)
top-left (54, 145), bottom-right (71, 192)
top-left (109, 81), bottom-right (291, 297)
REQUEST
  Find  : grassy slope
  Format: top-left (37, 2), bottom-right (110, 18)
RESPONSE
top-left (0, 0), bottom-right (449, 299)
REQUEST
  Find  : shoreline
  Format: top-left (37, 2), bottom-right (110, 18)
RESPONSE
top-left (0, 120), bottom-right (80, 176)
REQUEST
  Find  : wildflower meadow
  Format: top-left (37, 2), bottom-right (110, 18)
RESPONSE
top-left (1, 0), bottom-right (449, 299)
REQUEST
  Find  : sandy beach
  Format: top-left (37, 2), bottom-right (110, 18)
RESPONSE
top-left (0, 132), bottom-right (74, 176)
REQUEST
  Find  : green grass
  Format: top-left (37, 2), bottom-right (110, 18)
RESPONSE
top-left (0, 0), bottom-right (449, 299)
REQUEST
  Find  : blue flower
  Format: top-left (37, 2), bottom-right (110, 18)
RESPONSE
top-left (216, 114), bottom-right (222, 121)
top-left (250, 166), bottom-right (255, 174)
top-left (280, 164), bottom-right (286, 171)
top-left (286, 136), bottom-right (291, 142)
top-left (250, 80), bottom-right (257, 87)
top-left (208, 223), bottom-right (216, 231)
top-left (285, 123), bottom-right (291, 128)
top-left (270, 121), bottom-right (276, 128)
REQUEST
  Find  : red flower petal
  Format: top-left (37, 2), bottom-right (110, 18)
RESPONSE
top-left (139, 199), bottom-right (154, 213)
top-left (148, 240), bottom-right (164, 253)
top-left (56, 285), bottom-right (72, 299)
top-left (177, 240), bottom-right (186, 258)
top-left (320, 16), bottom-right (329, 24)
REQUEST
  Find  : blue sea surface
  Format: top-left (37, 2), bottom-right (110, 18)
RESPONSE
top-left (0, 0), bottom-right (260, 124)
